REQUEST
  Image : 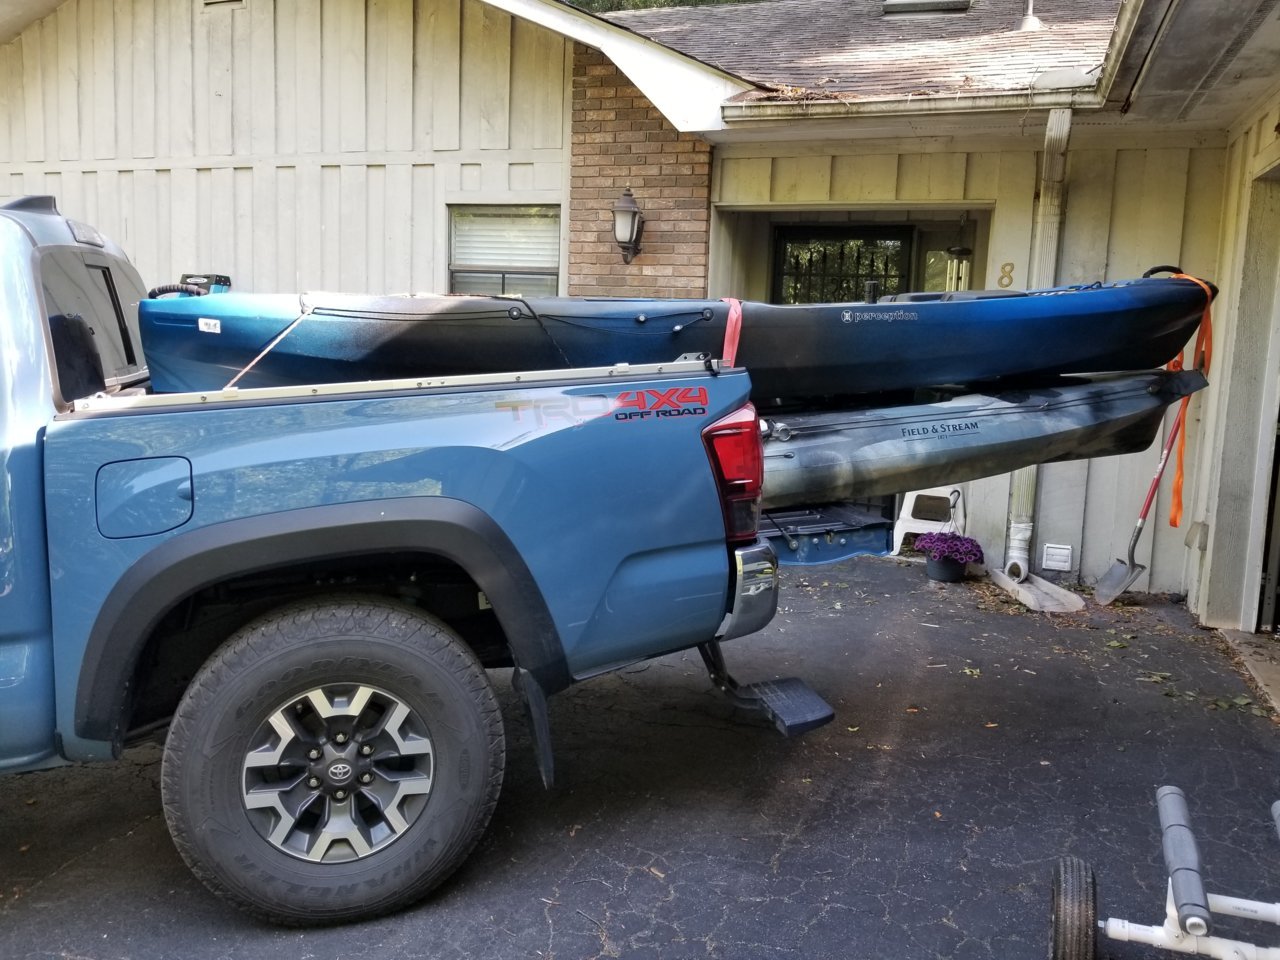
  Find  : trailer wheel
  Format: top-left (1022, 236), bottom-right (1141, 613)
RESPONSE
top-left (161, 598), bottom-right (505, 924)
top-left (1051, 856), bottom-right (1098, 960)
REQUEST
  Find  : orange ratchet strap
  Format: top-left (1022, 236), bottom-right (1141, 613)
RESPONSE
top-left (720, 297), bottom-right (743, 368)
top-left (1166, 274), bottom-right (1214, 528)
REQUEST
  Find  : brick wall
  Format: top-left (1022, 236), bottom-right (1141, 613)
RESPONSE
top-left (569, 45), bottom-right (712, 298)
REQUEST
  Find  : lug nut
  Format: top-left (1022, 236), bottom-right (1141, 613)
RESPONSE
top-left (307, 777), bottom-right (321, 788)
top-left (334, 789), bottom-right (347, 800)
top-left (334, 733), bottom-right (348, 744)
top-left (360, 773), bottom-right (374, 784)
top-left (308, 748), bottom-right (321, 760)
top-left (360, 744), bottom-right (374, 756)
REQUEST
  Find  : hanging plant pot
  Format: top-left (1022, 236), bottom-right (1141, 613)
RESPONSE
top-left (925, 556), bottom-right (966, 582)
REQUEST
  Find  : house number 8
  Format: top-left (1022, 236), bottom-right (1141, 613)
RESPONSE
top-left (998, 262), bottom-right (1015, 288)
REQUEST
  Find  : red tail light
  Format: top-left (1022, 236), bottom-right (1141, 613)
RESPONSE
top-left (702, 403), bottom-right (763, 544)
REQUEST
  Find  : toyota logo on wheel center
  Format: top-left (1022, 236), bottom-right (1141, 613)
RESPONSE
top-left (327, 762), bottom-right (354, 783)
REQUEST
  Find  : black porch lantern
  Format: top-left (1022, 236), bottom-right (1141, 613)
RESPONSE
top-left (612, 187), bottom-right (644, 263)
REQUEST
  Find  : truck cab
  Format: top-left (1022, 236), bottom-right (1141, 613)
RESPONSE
top-left (0, 197), bottom-right (150, 771)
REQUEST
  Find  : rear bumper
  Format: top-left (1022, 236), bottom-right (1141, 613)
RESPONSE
top-left (717, 539), bottom-right (779, 641)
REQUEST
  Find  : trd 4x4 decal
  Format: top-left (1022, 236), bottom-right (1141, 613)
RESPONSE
top-left (612, 387), bottom-right (709, 421)
top-left (495, 387), bottom-right (710, 427)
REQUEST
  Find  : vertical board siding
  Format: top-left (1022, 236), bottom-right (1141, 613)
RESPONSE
top-left (114, 0), bottom-right (134, 160)
top-left (829, 154), bottom-right (897, 202)
top-left (713, 142), bottom-right (1225, 589)
top-left (131, 0), bottom-right (154, 158)
top-left (771, 156), bottom-right (831, 204)
top-left (23, 28), bottom-right (46, 163)
top-left (460, 0), bottom-right (509, 151)
top-left (56, 3), bottom-right (78, 160)
top-left (1070, 146), bottom-right (1223, 593)
top-left (245, 2), bottom-right (274, 155)
top-left (293, 0), bottom-right (322, 154)
top-left (510, 17), bottom-right (564, 151)
top-left (896, 152), bottom-right (966, 202)
top-left (0, 0), bottom-right (569, 296)
top-left (93, 0), bottom-right (115, 160)
top-left (416, 0), bottom-right (461, 151)
top-left (1183, 92), bottom-right (1280, 625)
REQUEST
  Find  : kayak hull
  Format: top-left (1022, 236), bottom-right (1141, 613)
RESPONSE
top-left (138, 278), bottom-right (1213, 406)
top-left (760, 369), bottom-right (1209, 508)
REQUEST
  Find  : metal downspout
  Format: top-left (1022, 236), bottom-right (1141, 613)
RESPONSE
top-left (1004, 107), bottom-right (1072, 582)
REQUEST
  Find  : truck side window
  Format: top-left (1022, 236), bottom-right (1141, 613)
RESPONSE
top-left (40, 248), bottom-right (146, 398)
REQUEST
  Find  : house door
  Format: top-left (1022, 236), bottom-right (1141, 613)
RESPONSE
top-left (1261, 423), bottom-right (1280, 632)
top-left (771, 226), bottom-right (913, 303)
top-left (769, 220), bottom-right (979, 304)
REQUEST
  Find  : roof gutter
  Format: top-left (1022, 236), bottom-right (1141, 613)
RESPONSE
top-left (721, 86), bottom-right (1103, 122)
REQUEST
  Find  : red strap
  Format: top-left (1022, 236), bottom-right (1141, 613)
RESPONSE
top-left (720, 297), bottom-right (743, 367)
top-left (1165, 274), bottom-right (1214, 528)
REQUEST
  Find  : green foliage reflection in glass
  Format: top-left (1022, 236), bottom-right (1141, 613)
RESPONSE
top-left (776, 235), bottom-right (909, 305)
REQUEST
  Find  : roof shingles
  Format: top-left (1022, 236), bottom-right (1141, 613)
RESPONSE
top-left (604, 0), bottom-right (1120, 100)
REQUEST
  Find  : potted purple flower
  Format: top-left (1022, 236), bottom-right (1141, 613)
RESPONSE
top-left (912, 532), bottom-right (984, 582)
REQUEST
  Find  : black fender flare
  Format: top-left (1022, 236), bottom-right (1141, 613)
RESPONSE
top-left (75, 497), bottom-right (571, 743)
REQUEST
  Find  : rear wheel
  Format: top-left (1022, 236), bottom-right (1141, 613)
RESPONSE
top-left (1050, 856), bottom-right (1098, 960)
top-left (161, 598), bottom-right (504, 924)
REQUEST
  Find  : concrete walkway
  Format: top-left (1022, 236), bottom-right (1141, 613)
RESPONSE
top-left (4, 555), bottom-right (1280, 960)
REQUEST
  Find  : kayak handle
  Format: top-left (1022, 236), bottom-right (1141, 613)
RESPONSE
top-left (148, 283), bottom-right (209, 298)
top-left (1142, 264), bottom-right (1183, 278)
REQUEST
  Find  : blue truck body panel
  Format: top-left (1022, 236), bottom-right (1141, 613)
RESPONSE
top-left (42, 371), bottom-right (749, 759)
top-left (0, 216), bottom-right (58, 770)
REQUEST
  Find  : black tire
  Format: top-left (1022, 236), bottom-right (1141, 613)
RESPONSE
top-left (1051, 856), bottom-right (1098, 960)
top-left (161, 598), bottom-right (505, 924)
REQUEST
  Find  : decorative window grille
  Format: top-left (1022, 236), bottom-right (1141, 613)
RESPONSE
top-left (772, 226), bottom-right (913, 304)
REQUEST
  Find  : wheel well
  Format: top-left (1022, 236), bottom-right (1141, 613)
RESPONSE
top-left (124, 551), bottom-right (512, 738)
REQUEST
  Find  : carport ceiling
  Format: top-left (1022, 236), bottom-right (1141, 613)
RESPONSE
top-left (1110, 0), bottom-right (1280, 124)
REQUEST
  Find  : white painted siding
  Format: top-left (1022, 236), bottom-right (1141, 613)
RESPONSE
top-left (1186, 87), bottom-right (1280, 629)
top-left (0, 0), bottom-right (571, 293)
top-left (710, 136), bottom-right (1226, 590)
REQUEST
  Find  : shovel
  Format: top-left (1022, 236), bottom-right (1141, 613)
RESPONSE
top-left (1095, 403), bottom-right (1187, 606)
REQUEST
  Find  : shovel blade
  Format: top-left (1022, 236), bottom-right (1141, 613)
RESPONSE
top-left (1095, 559), bottom-right (1147, 606)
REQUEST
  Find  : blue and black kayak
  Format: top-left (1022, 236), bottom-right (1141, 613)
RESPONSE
top-left (138, 275), bottom-right (1214, 407)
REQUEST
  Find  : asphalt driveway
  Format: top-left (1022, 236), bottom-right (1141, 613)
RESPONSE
top-left (4, 555), bottom-right (1280, 959)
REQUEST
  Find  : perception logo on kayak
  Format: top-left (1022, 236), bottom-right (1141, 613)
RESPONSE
top-left (496, 388), bottom-right (709, 427)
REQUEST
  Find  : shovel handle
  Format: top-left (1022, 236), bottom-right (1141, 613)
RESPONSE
top-left (1136, 404), bottom-right (1187, 522)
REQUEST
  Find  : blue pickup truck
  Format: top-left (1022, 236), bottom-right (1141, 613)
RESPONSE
top-left (0, 197), bottom-right (824, 923)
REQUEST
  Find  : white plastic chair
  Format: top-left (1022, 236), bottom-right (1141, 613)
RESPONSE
top-left (890, 486), bottom-right (965, 555)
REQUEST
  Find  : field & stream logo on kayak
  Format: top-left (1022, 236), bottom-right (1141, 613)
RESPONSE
top-left (901, 420), bottom-right (981, 439)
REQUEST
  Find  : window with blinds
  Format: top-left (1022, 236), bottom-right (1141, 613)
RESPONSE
top-left (450, 206), bottom-right (561, 297)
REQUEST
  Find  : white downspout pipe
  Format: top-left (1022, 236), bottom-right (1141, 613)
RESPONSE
top-left (1004, 107), bottom-right (1071, 582)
